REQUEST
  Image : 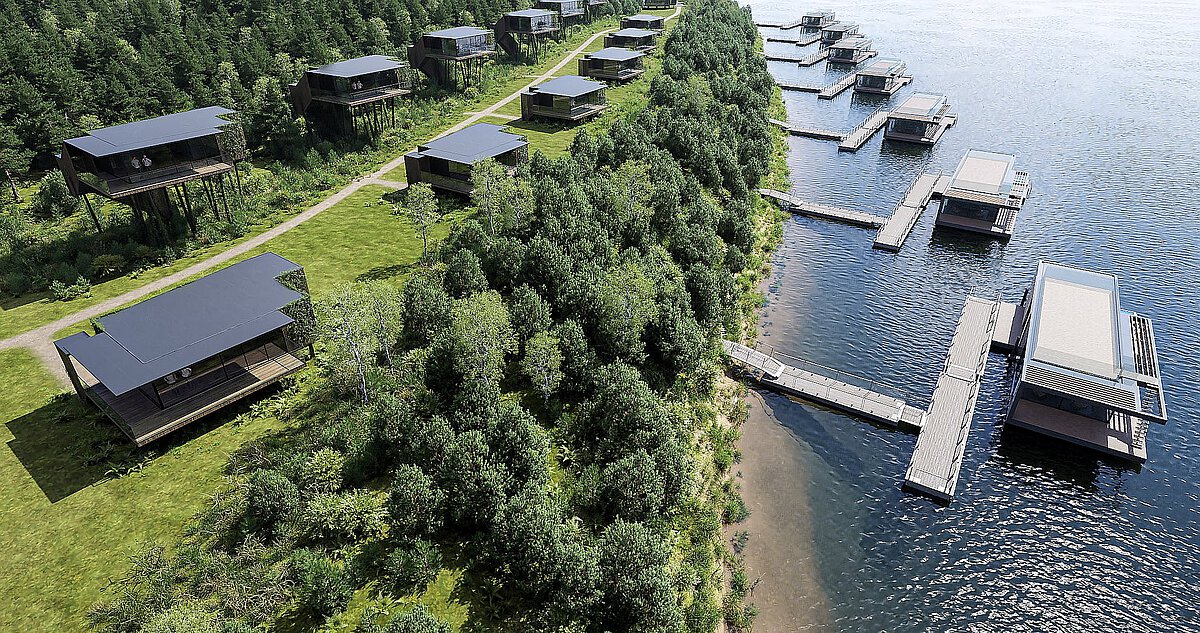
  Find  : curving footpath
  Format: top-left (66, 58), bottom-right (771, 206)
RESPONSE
top-left (0, 4), bottom-right (683, 385)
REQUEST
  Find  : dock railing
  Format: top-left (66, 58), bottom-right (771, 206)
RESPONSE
top-left (748, 341), bottom-right (912, 404)
top-left (874, 171), bottom-right (941, 243)
top-left (846, 102), bottom-right (890, 139)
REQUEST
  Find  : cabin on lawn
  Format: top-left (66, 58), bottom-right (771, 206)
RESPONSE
top-left (289, 55), bottom-right (412, 138)
top-left (604, 27), bottom-right (658, 51)
top-left (578, 47), bottom-right (647, 81)
top-left (54, 253), bottom-right (314, 447)
top-left (621, 13), bottom-right (666, 31)
top-left (536, 0), bottom-right (586, 22)
top-left (521, 75), bottom-right (609, 121)
top-left (404, 123), bottom-right (529, 195)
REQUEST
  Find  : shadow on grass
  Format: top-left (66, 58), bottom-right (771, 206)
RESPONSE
top-left (5, 386), bottom-right (288, 503)
top-left (0, 289), bottom-right (49, 311)
top-left (357, 262), bottom-right (420, 284)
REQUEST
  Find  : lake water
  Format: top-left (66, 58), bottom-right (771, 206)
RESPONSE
top-left (741, 0), bottom-right (1200, 630)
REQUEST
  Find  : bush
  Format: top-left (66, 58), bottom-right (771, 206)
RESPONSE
top-left (385, 604), bottom-right (452, 633)
top-left (300, 490), bottom-right (388, 545)
top-left (246, 469), bottom-right (300, 533)
top-left (298, 448), bottom-right (345, 494)
top-left (30, 170), bottom-right (80, 218)
top-left (387, 464), bottom-right (445, 540)
top-left (49, 275), bottom-right (91, 301)
top-left (383, 539), bottom-right (442, 595)
top-left (92, 253), bottom-right (128, 278)
top-left (291, 549), bottom-right (353, 620)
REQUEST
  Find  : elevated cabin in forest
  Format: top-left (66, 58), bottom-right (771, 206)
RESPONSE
top-left (621, 13), bottom-right (666, 31)
top-left (604, 28), bottom-right (658, 51)
top-left (883, 92), bottom-right (956, 146)
top-left (56, 106), bottom-right (247, 240)
top-left (536, 0), bottom-right (586, 23)
top-left (578, 47), bottom-right (647, 81)
top-left (854, 58), bottom-right (909, 95)
top-left (1006, 262), bottom-right (1166, 462)
top-left (495, 9), bottom-right (561, 61)
top-left (408, 27), bottom-right (495, 86)
top-left (404, 123), bottom-right (529, 195)
top-left (289, 55), bottom-right (412, 138)
top-left (935, 150), bottom-right (1031, 237)
top-left (827, 36), bottom-right (875, 65)
top-left (801, 11), bottom-right (836, 29)
top-left (521, 75), bottom-right (608, 122)
top-left (55, 253), bottom-right (314, 447)
top-left (820, 22), bottom-right (860, 45)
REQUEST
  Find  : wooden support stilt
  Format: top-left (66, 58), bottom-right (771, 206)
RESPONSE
top-left (82, 193), bottom-right (102, 233)
top-left (218, 174), bottom-right (231, 221)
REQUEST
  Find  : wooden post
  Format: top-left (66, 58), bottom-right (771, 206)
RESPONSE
top-left (82, 193), bottom-right (103, 233)
top-left (56, 347), bottom-right (89, 403)
top-left (217, 174), bottom-right (231, 221)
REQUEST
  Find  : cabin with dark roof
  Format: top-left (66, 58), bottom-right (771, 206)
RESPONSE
top-left (404, 123), bottom-right (529, 195)
top-left (604, 28), bottom-right (658, 51)
top-left (408, 27), bottom-right (495, 86)
top-left (289, 55), bottom-right (412, 138)
top-left (884, 92), bottom-right (956, 146)
top-left (801, 11), bottom-right (835, 29)
top-left (536, 0), bottom-right (586, 22)
top-left (935, 150), bottom-right (1031, 237)
top-left (854, 58), bottom-right (910, 95)
top-left (827, 36), bottom-right (875, 65)
top-left (521, 75), bottom-right (608, 122)
top-left (820, 22), bottom-right (860, 44)
top-left (641, 0), bottom-right (676, 9)
top-left (54, 253), bottom-right (314, 446)
top-left (621, 13), bottom-right (665, 31)
top-left (495, 9), bottom-right (561, 61)
top-left (56, 107), bottom-right (247, 239)
top-left (1007, 262), bottom-right (1166, 462)
top-left (578, 47), bottom-right (647, 81)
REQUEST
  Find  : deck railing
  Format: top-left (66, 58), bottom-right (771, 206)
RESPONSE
top-left (846, 102), bottom-right (890, 139)
top-left (747, 340), bottom-right (912, 404)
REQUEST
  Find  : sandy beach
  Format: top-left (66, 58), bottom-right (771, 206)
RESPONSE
top-left (735, 389), bottom-right (832, 631)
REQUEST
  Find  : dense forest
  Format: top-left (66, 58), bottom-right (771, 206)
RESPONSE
top-left (85, 0), bottom-right (776, 631)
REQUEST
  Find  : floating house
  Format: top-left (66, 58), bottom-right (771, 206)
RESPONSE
top-left (820, 22), bottom-right (860, 44)
top-left (404, 123), bottom-right (529, 195)
top-left (495, 9), bottom-right (560, 61)
top-left (536, 0), bottom-right (586, 22)
top-left (54, 253), bottom-right (314, 446)
top-left (1006, 262), bottom-right (1166, 462)
top-left (521, 75), bottom-right (608, 122)
top-left (289, 56), bottom-right (411, 138)
top-left (934, 150), bottom-right (1031, 237)
top-left (604, 27), bottom-right (658, 51)
top-left (827, 36), bottom-right (874, 65)
top-left (578, 47), bottom-right (647, 81)
top-left (408, 27), bottom-right (495, 86)
top-left (621, 13), bottom-right (666, 31)
top-left (801, 11), bottom-right (835, 28)
top-left (854, 58), bottom-right (909, 95)
top-left (56, 107), bottom-right (247, 235)
top-left (883, 92), bottom-right (956, 146)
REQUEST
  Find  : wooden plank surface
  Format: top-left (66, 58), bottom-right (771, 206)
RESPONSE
top-left (817, 73), bottom-right (858, 99)
top-left (873, 173), bottom-right (941, 251)
top-left (758, 189), bottom-right (887, 227)
top-left (838, 109), bottom-right (890, 151)
top-left (797, 48), bottom-right (830, 66)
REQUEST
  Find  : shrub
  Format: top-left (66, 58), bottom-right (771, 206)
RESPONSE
top-left (298, 448), bottom-right (345, 494)
top-left (386, 464), bottom-right (445, 540)
top-left (92, 253), bottom-right (128, 278)
top-left (246, 469), bottom-right (300, 533)
top-left (50, 275), bottom-right (91, 301)
top-left (383, 539), bottom-right (442, 595)
top-left (300, 490), bottom-right (388, 545)
top-left (290, 549), bottom-right (353, 620)
top-left (30, 170), bottom-right (79, 218)
top-left (385, 604), bottom-right (452, 633)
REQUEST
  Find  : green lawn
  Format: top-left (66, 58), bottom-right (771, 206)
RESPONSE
top-left (0, 348), bottom-right (291, 632)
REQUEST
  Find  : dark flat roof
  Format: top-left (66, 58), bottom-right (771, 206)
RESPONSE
top-left (427, 26), bottom-right (490, 39)
top-left (309, 55), bottom-right (404, 78)
top-left (412, 123), bottom-right (528, 164)
top-left (625, 14), bottom-right (664, 21)
top-left (529, 75), bottom-right (606, 97)
top-left (612, 28), bottom-right (657, 37)
top-left (64, 106), bottom-right (236, 158)
top-left (822, 22), bottom-right (859, 32)
top-left (55, 253), bottom-right (303, 396)
top-left (507, 8), bottom-right (555, 17)
top-left (587, 47), bottom-right (646, 62)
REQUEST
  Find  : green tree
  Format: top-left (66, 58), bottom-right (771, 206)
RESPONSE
top-left (596, 261), bottom-right (658, 360)
top-left (319, 284), bottom-right (376, 403)
top-left (363, 281), bottom-right (403, 370)
top-left (30, 170), bottom-right (80, 219)
top-left (448, 290), bottom-right (516, 387)
top-left (384, 604), bottom-right (451, 633)
top-left (291, 549), bottom-right (353, 620)
top-left (470, 157), bottom-right (512, 235)
top-left (394, 183), bottom-right (440, 258)
top-left (522, 331), bottom-right (562, 406)
top-left (387, 464), bottom-right (445, 540)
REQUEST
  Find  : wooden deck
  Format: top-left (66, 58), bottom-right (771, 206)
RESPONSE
top-left (797, 48), bottom-right (831, 67)
top-left (817, 72), bottom-right (859, 99)
top-left (724, 341), bottom-right (924, 429)
top-left (838, 107), bottom-right (891, 152)
top-left (903, 297), bottom-right (1000, 501)
top-left (759, 189), bottom-right (887, 227)
top-left (764, 52), bottom-right (807, 62)
top-left (873, 172), bottom-right (942, 251)
top-left (769, 119), bottom-right (846, 141)
top-left (795, 31), bottom-right (821, 46)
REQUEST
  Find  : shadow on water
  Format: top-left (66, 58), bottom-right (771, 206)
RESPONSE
top-left (991, 423), bottom-right (1141, 492)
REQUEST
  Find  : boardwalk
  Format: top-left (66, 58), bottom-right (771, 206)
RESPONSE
top-left (776, 81), bottom-right (821, 92)
top-left (759, 189), bottom-right (887, 227)
top-left (724, 341), bottom-right (924, 428)
top-left (764, 53), bottom-right (808, 62)
top-left (903, 297), bottom-right (1000, 501)
top-left (838, 106), bottom-right (890, 151)
top-left (795, 31), bottom-right (821, 46)
top-left (817, 73), bottom-right (858, 99)
top-left (873, 172), bottom-right (942, 251)
top-left (797, 48), bottom-right (830, 66)
top-left (769, 119), bottom-right (845, 141)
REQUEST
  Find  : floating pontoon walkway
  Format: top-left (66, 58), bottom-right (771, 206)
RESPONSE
top-left (724, 341), bottom-right (925, 429)
top-left (755, 18), bottom-right (808, 30)
top-left (873, 172), bottom-right (942, 251)
top-left (770, 119), bottom-right (846, 141)
top-left (776, 81), bottom-right (821, 92)
top-left (903, 296), bottom-right (1000, 501)
top-left (759, 189), bottom-right (887, 227)
top-left (838, 106), bottom-right (890, 151)
top-left (817, 73), bottom-right (858, 99)
top-left (797, 48), bottom-right (831, 66)
top-left (764, 53), bottom-right (808, 62)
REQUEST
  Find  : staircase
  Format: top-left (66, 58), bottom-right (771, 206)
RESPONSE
top-left (494, 18), bottom-right (519, 58)
top-left (407, 40), bottom-right (444, 84)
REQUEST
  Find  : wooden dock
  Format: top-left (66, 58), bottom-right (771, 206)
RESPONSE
top-left (903, 297), bottom-right (1000, 501)
top-left (838, 106), bottom-right (891, 151)
top-left (817, 73), bottom-right (858, 99)
top-left (759, 189), bottom-right (887, 227)
top-left (724, 341), bottom-right (925, 429)
top-left (873, 172), bottom-right (942, 251)
top-left (777, 81), bottom-right (821, 92)
top-left (764, 53), bottom-right (807, 62)
top-left (795, 32), bottom-right (821, 46)
top-left (769, 119), bottom-right (846, 141)
top-left (797, 48), bottom-right (830, 67)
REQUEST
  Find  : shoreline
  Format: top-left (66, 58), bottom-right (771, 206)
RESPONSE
top-left (736, 389), bottom-right (833, 631)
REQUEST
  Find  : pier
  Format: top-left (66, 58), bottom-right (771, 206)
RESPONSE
top-left (872, 172), bottom-right (942, 251)
top-left (769, 119), bottom-right (846, 141)
top-left (723, 341), bottom-right (926, 429)
top-left (776, 81), bottom-right (821, 92)
top-left (764, 53), bottom-right (807, 62)
top-left (797, 48), bottom-right (831, 66)
top-left (758, 189), bottom-right (887, 227)
top-left (838, 105), bottom-right (890, 151)
top-left (903, 296), bottom-right (1000, 501)
top-left (817, 72), bottom-right (858, 99)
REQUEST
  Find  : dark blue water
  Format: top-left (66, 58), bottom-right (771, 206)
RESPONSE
top-left (744, 0), bottom-right (1200, 630)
